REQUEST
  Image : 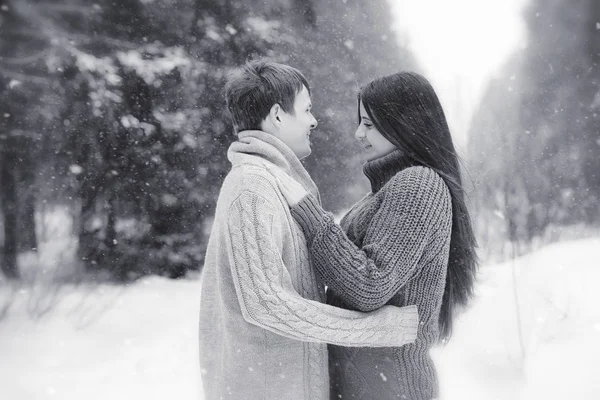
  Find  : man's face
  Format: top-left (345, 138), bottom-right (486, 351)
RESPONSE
top-left (277, 85), bottom-right (318, 160)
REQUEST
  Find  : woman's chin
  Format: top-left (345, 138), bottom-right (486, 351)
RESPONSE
top-left (364, 148), bottom-right (380, 161)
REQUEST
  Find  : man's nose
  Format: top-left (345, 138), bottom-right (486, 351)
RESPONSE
top-left (310, 116), bottom-right (318, 129)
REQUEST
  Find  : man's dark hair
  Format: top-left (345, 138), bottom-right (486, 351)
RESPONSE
top-left (224, 60), bottom-right (310, 133)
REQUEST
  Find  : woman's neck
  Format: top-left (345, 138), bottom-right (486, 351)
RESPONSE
top-left (363, 149), bottom-right (414, 192)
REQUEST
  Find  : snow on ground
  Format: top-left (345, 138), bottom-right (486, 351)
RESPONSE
top-left (1, 237), bottom-right (599, 399)
top-left (0, 277), bottom-right (203, 400)
top-left (433, 237), bottom-right (600, 400)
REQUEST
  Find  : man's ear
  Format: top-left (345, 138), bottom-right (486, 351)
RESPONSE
top-left (261, 104), bottom-right (282, 134)
top-left (269, 103), bottom-right (282, 127)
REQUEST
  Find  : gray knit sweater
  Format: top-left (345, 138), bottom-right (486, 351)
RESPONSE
top-left (291, 149), bottom-right (453, 400)
top-left (199, 133), bottom-right (419, 400)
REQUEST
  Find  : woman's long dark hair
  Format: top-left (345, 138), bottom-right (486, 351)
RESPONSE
top-left (360, 72), bottom-right (478, 341)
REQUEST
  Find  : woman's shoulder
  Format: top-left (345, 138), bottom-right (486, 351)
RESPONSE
top-left (390, 166), bottom-right (447, 191)
top-left (385, 166), bottom-right (452, 210)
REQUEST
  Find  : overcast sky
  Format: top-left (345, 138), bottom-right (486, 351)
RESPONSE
top-left (389, 0), bottom-right (528, 150)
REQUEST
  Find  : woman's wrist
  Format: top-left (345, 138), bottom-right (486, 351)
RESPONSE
top-left (290, 194), bottom-right (330, 243)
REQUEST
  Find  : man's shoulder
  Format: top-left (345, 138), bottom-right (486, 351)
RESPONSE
top-left (223, 164), bottom-right (280, 203)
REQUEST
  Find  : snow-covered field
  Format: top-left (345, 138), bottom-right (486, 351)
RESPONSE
top-left (433, 237), bottom-right (600, 399)
top-left (1, 236), bottom-right (599, 400)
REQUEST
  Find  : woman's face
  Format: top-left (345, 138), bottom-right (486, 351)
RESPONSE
top-left (355, 101), bottom-right (397, 160)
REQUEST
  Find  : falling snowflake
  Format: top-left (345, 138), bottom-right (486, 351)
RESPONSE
top-left (69, 164), bottom-right (83, 175)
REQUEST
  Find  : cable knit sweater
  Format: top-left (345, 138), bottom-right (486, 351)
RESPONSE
top-left (199, 132), bottom-right (419, 400)
top-left (290, 149), bottom-right (453, 400)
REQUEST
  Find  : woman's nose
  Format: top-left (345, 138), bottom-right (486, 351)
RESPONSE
top-left (355, 126), bottom-right (365, 140)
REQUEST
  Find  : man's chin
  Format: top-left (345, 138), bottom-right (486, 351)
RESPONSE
top-left (297, 147), bottom-right (311, 160)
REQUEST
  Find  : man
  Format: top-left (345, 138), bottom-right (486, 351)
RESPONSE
top-left (199, 60), bottom-right (418, 400)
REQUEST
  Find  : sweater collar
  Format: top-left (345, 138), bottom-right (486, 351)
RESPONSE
top-left (228, 130), bottom-right (321, 202)
top-left (363, 149), bottom-right (414, 193)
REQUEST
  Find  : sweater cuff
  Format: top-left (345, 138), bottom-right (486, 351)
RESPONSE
top-left (401, 305), bottom-right (420, 345)
top-left (291, 194), bottom-right (330, 243)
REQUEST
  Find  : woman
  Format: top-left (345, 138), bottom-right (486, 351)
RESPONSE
top-left (273, 72), bottom-right (478, 400)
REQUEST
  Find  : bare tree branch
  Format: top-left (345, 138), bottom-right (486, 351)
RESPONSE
top-left (0, 50), bottom-right (48, 65)
top-left (0, 66), bottom-right (51, 85)
top-left (68, 33), bottom-right (139, 51)
top-left (38, 3), bottom-right (99, 15)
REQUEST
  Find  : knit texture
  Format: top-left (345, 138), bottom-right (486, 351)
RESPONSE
top-left (291, 149), bottom-right (453, 400)
top-left (199, 132), bottom-right (419, 400)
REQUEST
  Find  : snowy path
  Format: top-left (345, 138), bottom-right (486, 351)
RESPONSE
top-left (0, 278), bottom-right (203, 400)
top-left (1, 238), bottom-right (599, 399)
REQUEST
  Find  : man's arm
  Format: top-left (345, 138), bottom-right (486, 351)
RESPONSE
top-left (226, 188), bottom-right (418, 347)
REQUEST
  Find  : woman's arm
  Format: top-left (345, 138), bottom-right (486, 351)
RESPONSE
top-left (226, 188), bottom-right (419, 347)
top-left (291, 166), bottom-right (453, 312)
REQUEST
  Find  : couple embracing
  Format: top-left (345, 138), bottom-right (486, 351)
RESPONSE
top-left (199, 59), bottom-right (478, 400)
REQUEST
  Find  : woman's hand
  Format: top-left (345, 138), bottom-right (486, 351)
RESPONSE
top-left (266, 165), bottom-right (308, 207)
